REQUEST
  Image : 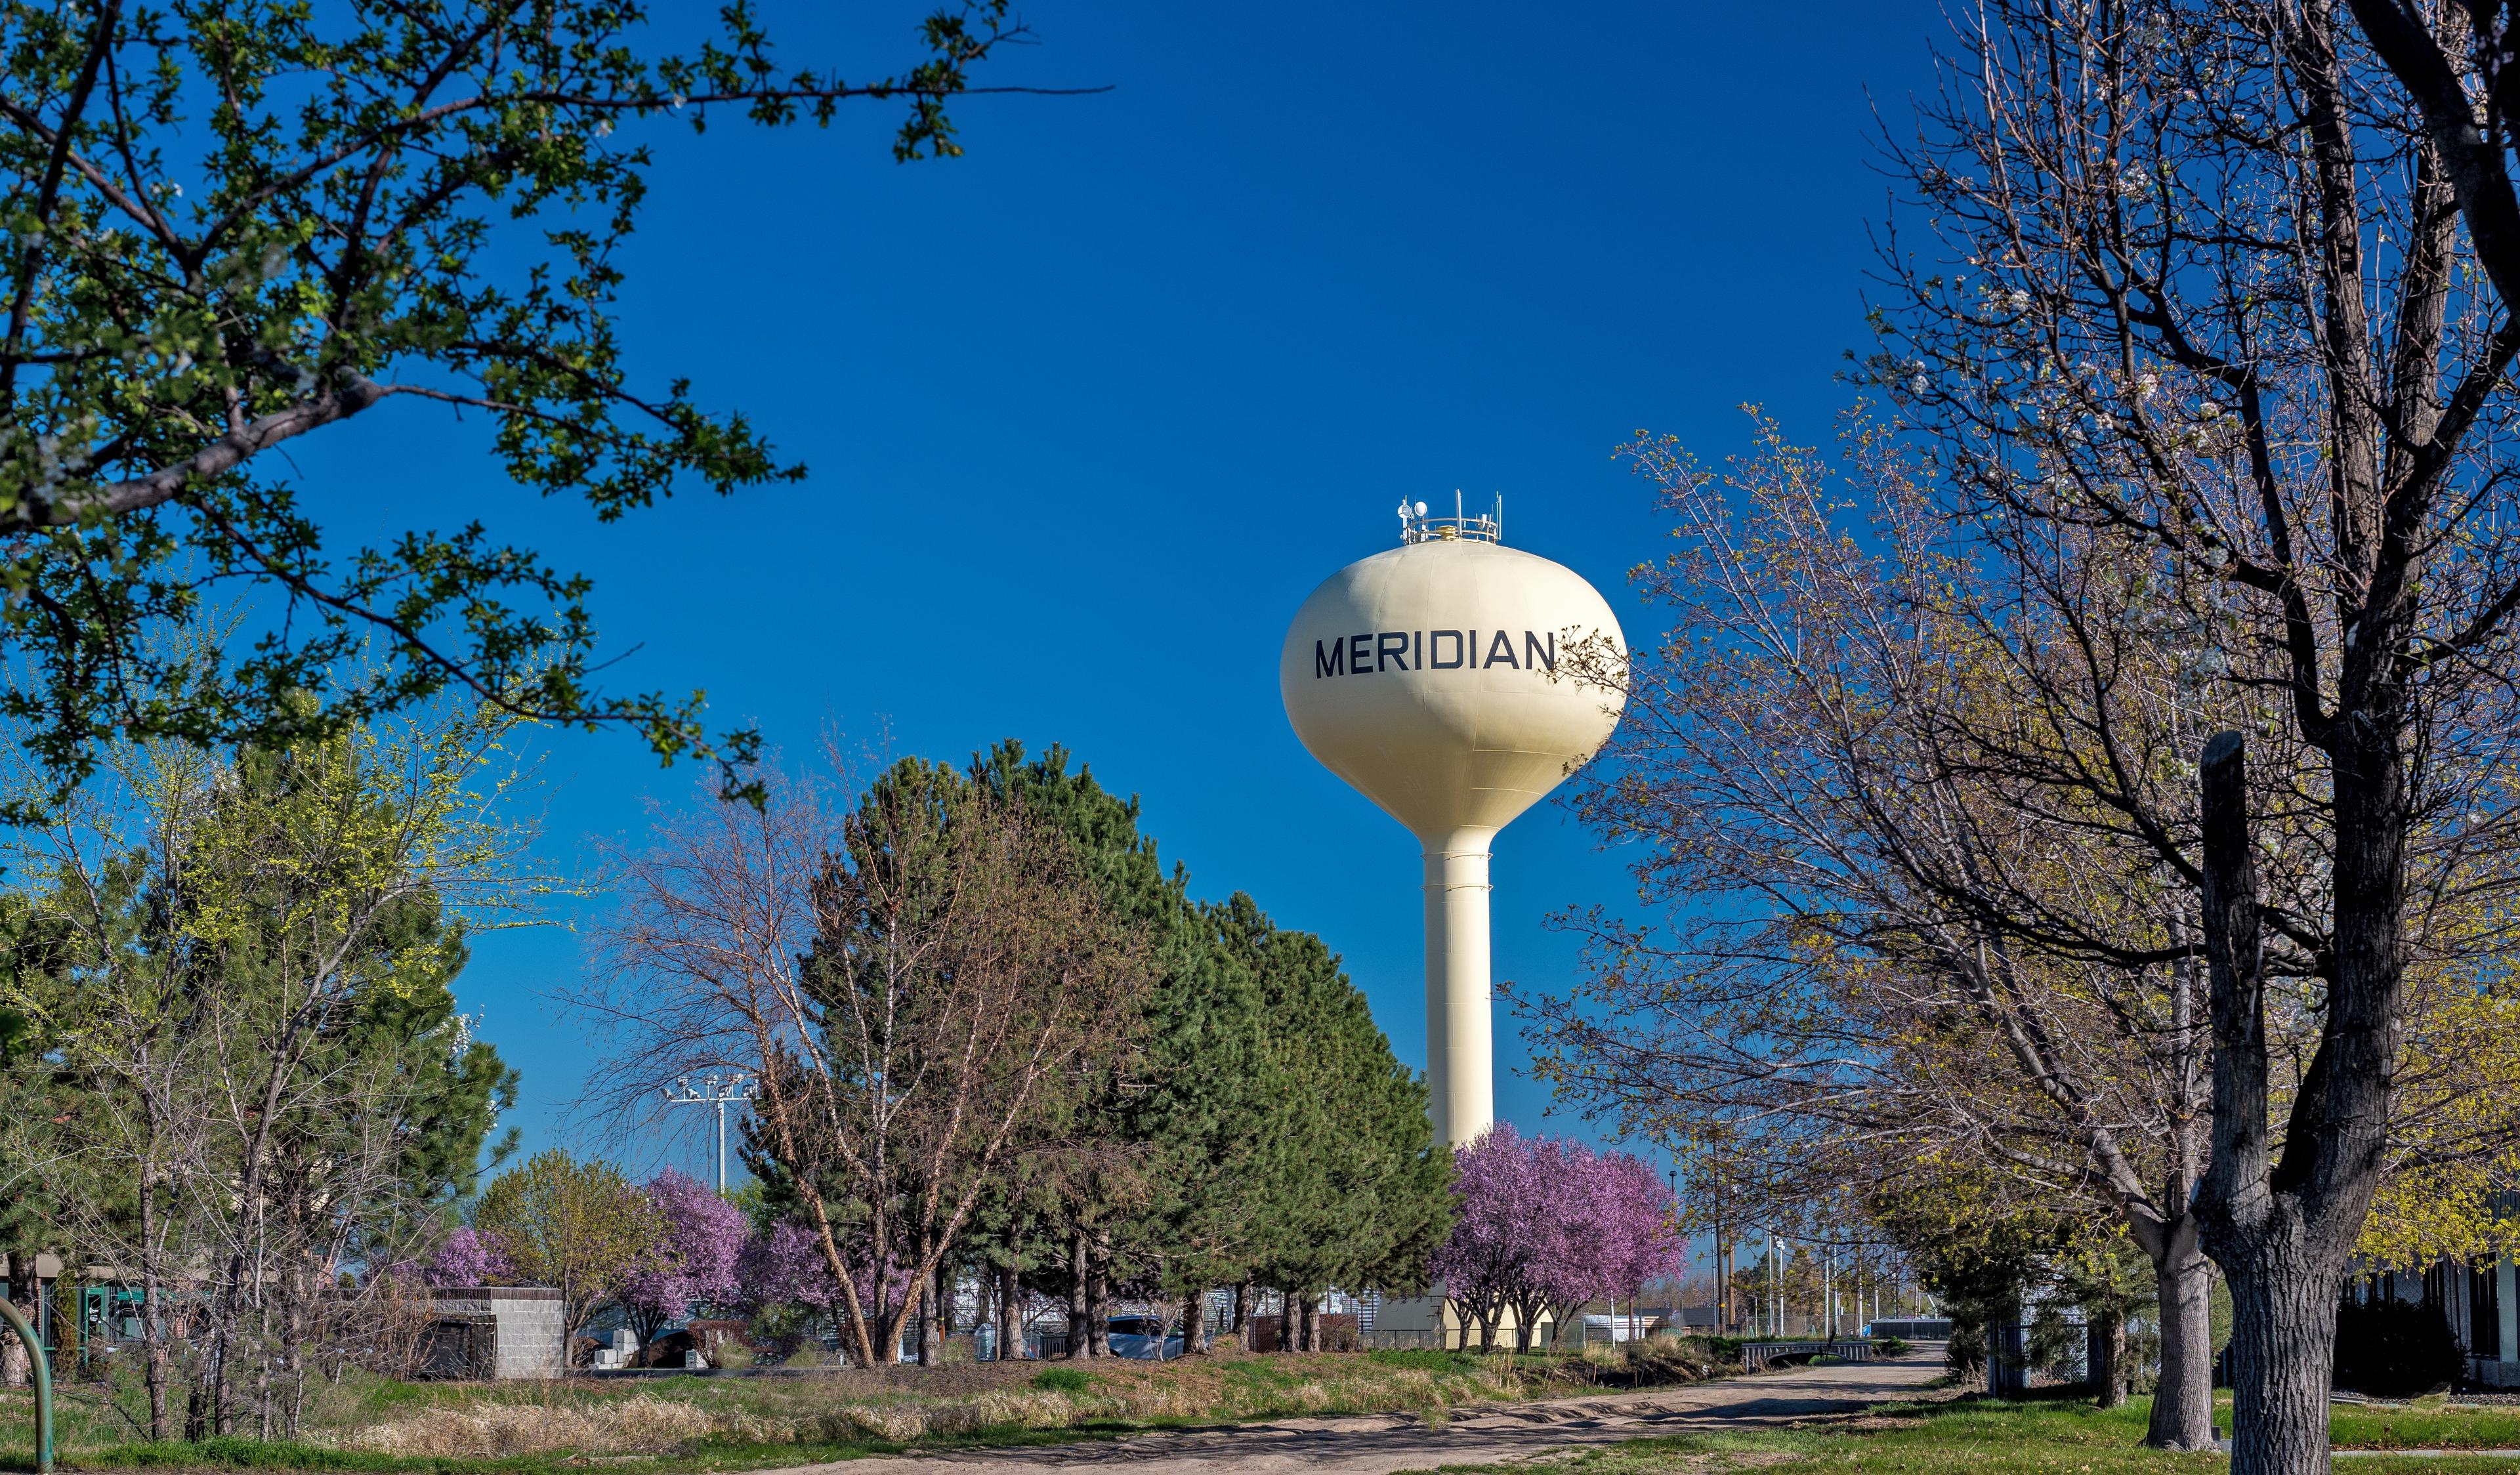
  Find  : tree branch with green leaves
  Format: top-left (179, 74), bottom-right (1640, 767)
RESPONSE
top-left (0, 0), bottom-right (1087, 806)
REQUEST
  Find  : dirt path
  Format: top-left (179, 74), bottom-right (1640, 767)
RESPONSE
top-left (773, 1354), bottom-right (1950, 1475)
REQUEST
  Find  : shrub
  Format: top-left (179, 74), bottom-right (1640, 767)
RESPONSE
top-left (1877, 1335), bottom-right (1913, 1358)
top-left (2334, 1298), bottom-right (2464, 1398)
top-left (1032, 1367), bottom-right (1093, 1394)
top-left (1620, 1337), bottom-right (1708, 1384)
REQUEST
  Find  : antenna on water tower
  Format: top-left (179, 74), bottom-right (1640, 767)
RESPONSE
top-left (1278, 497), bottom-right (1626, 1144)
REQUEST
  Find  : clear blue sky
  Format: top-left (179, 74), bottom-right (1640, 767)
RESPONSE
top-left (293, 0), bottom-right (1942, 1188)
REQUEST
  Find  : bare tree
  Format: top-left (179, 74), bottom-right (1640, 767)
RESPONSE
top-left (1864, 2), bottom-right (2520, 1468)
top-left (1517, 418), bottom-right (2255, 1444)
top-left (579, 753), bottom-right (1149, 1369)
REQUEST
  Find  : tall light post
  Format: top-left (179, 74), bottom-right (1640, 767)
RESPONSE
top-left (1665, 1166), bottom-right (1680, 1337)
top-left (663, 1072), bottom-right (756, 1192)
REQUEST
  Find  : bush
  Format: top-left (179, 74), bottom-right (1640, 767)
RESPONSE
top-left (1877, 1335), bottom-right (1913, 1358)
top-left (1945, 1319), bottom-right (1988, 1380)
top-left (1032, 1367), bottom-right (1094, 1394)
top-left (2334, 1298), bottom-right (2465, 1398)
top-left (1620, 1337), bottom-right (1709, 1384)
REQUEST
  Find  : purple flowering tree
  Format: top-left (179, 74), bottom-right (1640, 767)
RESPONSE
top-left (1431, 1125), bottom-right (1553, 1350)
top-left (733, 1222), bottom-right (917, 1361)
top-left (619, 1169), bottom-right (748, 1342)
top-left (1432, 1127), bottom-right (1686, 1351)
top-left (1591, 1151), bottom-right (1685, 1327)
top-left (423, 1226), bottom-right (513, 1288)
top-left (736, 1222), bottom-right (842, 1313)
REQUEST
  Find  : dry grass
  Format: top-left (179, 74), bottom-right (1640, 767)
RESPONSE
top-left (320, 1344), bottom-right (1685, 1460)
top-left (339, 1386), bottom-right (1106, 1457)
top-left (344, 1393), bottom-right (738, 1458)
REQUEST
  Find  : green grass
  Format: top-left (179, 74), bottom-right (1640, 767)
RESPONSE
top-left (2332, 1399), bottom-right (2520, 1451)
top-left (1366, 1348), bottom-right (1488, 1376)
top-left (1028, 1367), bottom-right (1095, 1394)
top-left (1419, 1391), bottom-right (2520, 1475)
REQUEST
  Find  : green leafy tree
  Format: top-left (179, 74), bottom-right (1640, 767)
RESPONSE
top-left (975, 741), bottom-right (1269, 1355)
top-left (0, 701), bottom-right (539, 1438)
top-left (0, 0), bottom-right (1062, 806)
top-left (1221, 894), bottom-right (1450, 1343)
top-left (475, 1148), bottom-right (658, 1369)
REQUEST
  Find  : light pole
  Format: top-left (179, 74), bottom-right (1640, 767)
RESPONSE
top-left (1666, 1167), bottom-right (1679, 1337)
top-left (663, 1072), bottom-right (757, 1192)
top-left (1772, 1236), bottom-right (1784, 1337)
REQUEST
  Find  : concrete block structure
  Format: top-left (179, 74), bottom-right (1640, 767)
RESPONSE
top-left (422, 1287), bottom-right (565, 1379)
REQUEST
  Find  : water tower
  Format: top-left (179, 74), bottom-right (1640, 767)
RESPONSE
top-left (1279, 496), bottom-right (1626, 1145)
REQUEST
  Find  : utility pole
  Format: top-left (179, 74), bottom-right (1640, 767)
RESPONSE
top-left (1771, 1236), bottom-right (1782, 1337)
top-left (663, 1072), bottom-right (757, 1192)
top-left (1712, 1179), bottom-right (1730, 1333)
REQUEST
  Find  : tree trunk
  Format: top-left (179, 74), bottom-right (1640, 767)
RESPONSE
top-left (140, 1176), bottom-right (169, 1441)
top-left (2088, 1310), bottom-right (2122, 1409)
top-left (2197, 730), bottom-right (2393, 1475)
top-left (916, 1271), bottom-right (938, 1367)
top-left (1299, 1295), bottom-right (1319, 1352)
top-left (1083, 1237), bottom-right (1110, 1358)
top-left (1231, 1283), bottom-right (1250, 1335)
top-left (280, 1260), bottom-right (307, 1438)
top-left (2224, 1236), bottom-right (2343, 1475)
top-left (997, 1264), bottom-right (1022, 1361)
top-left (2150, 1243), bottom-right (2217, 1447)
top-left (1183, 1291), bottom-right (1210, 1354)
top-left (1987, 1298), bottom-right (2026, 1398)
top-left (0, 1310), bottom-right (26, 1390)
top-left (1065, 1231), bottom-right (1091, 1359)
top-left (0, 1257), bottom-right (26, 1390)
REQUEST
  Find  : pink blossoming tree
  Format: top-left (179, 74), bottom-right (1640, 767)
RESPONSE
top-left (620, 1169), bottom-right (749, 1342)
top-left (736, 1222), bottom-right (843, 1313)
top-left (1431, 1125), bottom-right (1682, 1350)
top-left (423, 1226), bottom-right (514, 1288)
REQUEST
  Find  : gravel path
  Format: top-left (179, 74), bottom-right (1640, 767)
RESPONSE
top-left (768, 1354), bottom-right (1950, 1475)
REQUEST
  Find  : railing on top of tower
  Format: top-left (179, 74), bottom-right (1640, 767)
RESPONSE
top-left (1398, 491), bottom-right (1503, 545)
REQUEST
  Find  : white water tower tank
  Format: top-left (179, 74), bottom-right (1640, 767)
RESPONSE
top-left (1279, 497), bottom-right (1625, 1144)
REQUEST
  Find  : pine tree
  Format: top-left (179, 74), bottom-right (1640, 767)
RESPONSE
top-left (1219, 894), bottom-right (1449, 1344)
top-left (976, 741), bottom-right (1271, 1352)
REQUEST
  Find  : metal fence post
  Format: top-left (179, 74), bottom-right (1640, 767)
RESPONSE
top-left (0, 1296), bottom-right (52, 1472)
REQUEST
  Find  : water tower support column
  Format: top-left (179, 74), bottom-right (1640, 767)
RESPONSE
top-left (1422, 829), bottom-right (1496, 1146)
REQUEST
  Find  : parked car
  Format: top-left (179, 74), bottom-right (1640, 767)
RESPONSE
top-left (1105, 1314), bottom-right (1184, 1361)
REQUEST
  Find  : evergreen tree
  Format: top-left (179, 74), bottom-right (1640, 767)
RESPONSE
top-left (1217, 894), bottom-right (1450, 1341)
top-left (719, 739), bottom-right (1450, 1360)
top-left (976, 740), bottom-right (1269, 1353)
